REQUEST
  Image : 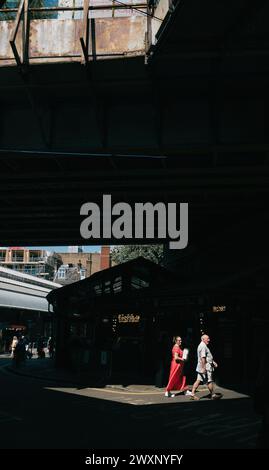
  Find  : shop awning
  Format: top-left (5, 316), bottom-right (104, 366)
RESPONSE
top-left (5, 324), bottom-right (27, 330)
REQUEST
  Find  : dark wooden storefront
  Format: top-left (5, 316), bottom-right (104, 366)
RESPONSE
top-left (47, 257), bottom-right (266, 388)
top-left (47, 258), bottom-right (180, 383)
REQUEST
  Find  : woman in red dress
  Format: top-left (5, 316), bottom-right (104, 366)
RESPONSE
top-left (165, 336), bottom-right (186, 397)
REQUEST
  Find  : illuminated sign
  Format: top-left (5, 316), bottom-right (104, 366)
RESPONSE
top-left (118, 314), bottom-right (140, 323)
top-left (212, 306), bottom-right (226, 312)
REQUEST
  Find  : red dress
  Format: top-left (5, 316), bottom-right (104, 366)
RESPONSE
top-left (166, 345), bottom-right (186, 392)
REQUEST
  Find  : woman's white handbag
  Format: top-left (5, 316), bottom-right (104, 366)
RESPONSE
top-left (182, 348), bottom-right (189, 361)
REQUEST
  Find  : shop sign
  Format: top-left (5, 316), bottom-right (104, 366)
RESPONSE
top-left (118, 314), bottom-right (140, 323)
top-left (212, 306), bottom-right (226, 312)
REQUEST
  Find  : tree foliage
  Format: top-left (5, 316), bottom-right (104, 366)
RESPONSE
top-left (111, 245), bottom-right (164, 266)
top-left (0, 1), bottom-right (57, 21)
top-left (0, 1), bottom-right (19, 20)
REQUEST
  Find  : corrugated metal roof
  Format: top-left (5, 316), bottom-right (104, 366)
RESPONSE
top-left (0, 266), bottom-right (61, 288)
top-left (0, 289), bottom-right (50, 312)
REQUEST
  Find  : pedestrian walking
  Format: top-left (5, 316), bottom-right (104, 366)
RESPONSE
top-left (189, 334), bottom-right (222, 400)
top-left (165, 336), bottom-right (187, 397)
top-left (48, 337), bottom-right (55, 359)
top-left (10, 336), bottom-right (18, 358)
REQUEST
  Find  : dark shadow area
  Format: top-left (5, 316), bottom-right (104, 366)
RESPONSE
top-left (4, 357), bottom-right (156, 389)
top-left (0, 0), bottom-right (269, 454)
top-left (0, 356), bottom-right (263, 449)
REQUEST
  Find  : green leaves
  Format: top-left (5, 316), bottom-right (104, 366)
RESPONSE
top-left (111, 244), bottom-right (163, 265)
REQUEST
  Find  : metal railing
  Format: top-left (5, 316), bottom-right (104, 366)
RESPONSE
top-left (11, 256), bottom-right (24, 262)
top-left (1, 0), bottom-right (152, 65)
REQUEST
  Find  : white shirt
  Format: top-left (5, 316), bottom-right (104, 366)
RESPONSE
top-left (196, 341), bottom-right (213, 373)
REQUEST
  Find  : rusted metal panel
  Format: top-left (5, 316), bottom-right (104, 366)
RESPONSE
top-left (0, 21), bottom-right (13, 58)
top-left (0, 20), bottom-right (23, 64)
top-left (95, 17), bottom-right (146, 55)
top-left (29, 17), bottom-right (146, 58)
top-left (29, 20), bottom-right (83, 57)
top-left (0, 15), bottom-right (147, 65)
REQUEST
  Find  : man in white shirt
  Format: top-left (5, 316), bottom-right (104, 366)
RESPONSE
top-left (189, 334), bottom-right (222, 400)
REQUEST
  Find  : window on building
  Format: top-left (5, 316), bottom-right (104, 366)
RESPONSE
top-left (11, 250), bottom-right (24, 262)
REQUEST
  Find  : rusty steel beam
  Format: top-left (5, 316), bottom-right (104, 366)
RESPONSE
top-left (0, 4), bottom-right (148, 13)
top-left (80, 0), bottom-right (90, 64)
top-left (9, 0), bottom-right (25, 66)
top-left (9, 0), bottom-right (24, 44)
top-left (10, 40), bottom-right (22, 67)
top-left (145, 0), bottom-right (153, 54)
top-left (23, 0), bottom-right (29, 65)
top-left (91, 18), bottom-right (97, 61)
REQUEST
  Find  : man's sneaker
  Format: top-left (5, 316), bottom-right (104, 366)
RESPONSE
top-left (185, 390), bottom-right (192, 396)
top-left (211, 393), bottom-right (223, 400)
top-left (165, 391), bottom-right (175, 398)
top-left (190, 394), bottom-right (200, 400)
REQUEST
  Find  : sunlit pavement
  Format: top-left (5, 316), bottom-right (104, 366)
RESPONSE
top-left (0, 355), bottom-right (261, 449)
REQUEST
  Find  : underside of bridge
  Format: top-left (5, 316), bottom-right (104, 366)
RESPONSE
top-left (0, 0), bottom-right (269, 277)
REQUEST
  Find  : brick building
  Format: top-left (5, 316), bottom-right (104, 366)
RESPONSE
top-left (54, 246), bottom-right (112, 285)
